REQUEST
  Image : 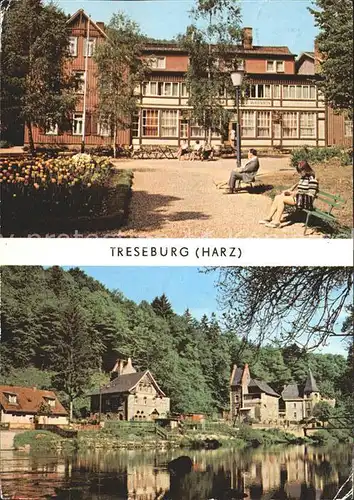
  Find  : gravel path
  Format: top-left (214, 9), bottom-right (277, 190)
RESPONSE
top-left (110, 157), bottom-right (319, 238)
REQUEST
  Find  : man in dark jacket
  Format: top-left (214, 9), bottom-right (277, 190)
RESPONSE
top-left (226, 148), bottom-right (260, 193)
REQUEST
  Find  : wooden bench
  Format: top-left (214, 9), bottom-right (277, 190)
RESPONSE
top-left (235, 175), bottom-right (259, 191)
top-left (301, 190), bottom-right (346, 236)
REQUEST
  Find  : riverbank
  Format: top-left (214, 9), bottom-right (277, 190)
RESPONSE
top-left (13, 424), bottom-right (323, 453)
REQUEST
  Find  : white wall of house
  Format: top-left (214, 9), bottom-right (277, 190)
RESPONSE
top-left (0, 411), bottom-right (68, 426)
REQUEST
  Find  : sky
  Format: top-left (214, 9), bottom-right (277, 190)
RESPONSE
top-left (54, 0), bottom-right (318, 55)
top-left (73, 266), bottom-right (349, 356)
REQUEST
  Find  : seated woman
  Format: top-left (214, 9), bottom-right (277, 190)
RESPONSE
top-left (259, 160), bottom-right (319, 228)
top-left (201, 143), bottom-right (214, 161)
top-left (177, 140), bottom-right (189, 160)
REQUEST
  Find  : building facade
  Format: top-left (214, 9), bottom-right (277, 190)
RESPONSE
top-left (0, 385), bottom-right (68, 428)
top-left (25, 9), bottom-right (350, 151)
top-left (90, 358), bottom-right (170, 421)
top-left (229, 364), bottom-right (280, 423)
top-left (280, 369), bottom-right (335, 423)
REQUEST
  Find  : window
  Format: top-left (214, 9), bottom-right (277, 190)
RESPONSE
top-left (72, 114), bottom-right (83, 136)
top-left (300, 112), bottom-right (316, 137)
top-left (241, 111), bottom-right (256, 137)
top-left (345, 119), bottom-right (353, 137)
top-left (248, 84), bottom-right (271, 99)
top-left (68, 36), bottom-right (78, 57)
top-left (181, 82), bottom-right (189, 97)
top-left (266, 61), bottom-right (275, 73)
top-left (273, 85), bottom-right (281, 99)
top-left (283, 85), bottom-right (316, 99)
top-left (142, 109), bottom-right (158, 136)
top-left (294, 412), bottom-right (297, 419)
top-left (74, 71), bottom-right (85, 94)
top-left (294, 403), bottom-right (296, 408)
top-left (45, 122), bottom-right (58, 135)
top-left (44, 397), bottom-right (56, 408)
top-left (180, 120), bottom-right (188, 138)
top-left (132, 113), bottom-right (139, 137)
top-left (190, 120), bottom-right (204, 138)
top-left (84, 38), bottom-right (96, 57)
top-left (257, 111), bottom-right (271, 137)
top-left (97, 121), bottom-right (110, 137)
top-left (148, 56), bottom-right (166, 69)
top-left (143, 81), bottom-right (179, 97)
top-left (276, 61), bottom-right (284, 72)
top-left (5, 393), bottom-right (17, 404)
top-left (283, 112), bottom-right (298, 137)
top-left (267, 60), bottom-right (284, 73)
top-left (161, 110), bottom-right (178, 136)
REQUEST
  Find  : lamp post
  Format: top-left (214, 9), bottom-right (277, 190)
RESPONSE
top-left (230, 70), bottom-right (244, 169)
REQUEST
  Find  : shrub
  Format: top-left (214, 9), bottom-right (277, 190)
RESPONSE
top-left (291, 146), bottom-right (352, 167)
top-left (14, 430), bottom-right (61, 451)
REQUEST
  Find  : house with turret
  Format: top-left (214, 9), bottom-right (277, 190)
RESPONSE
top-left (279, 369), bottom-right (335, 423)
top-left (90, 358), bottom-right (170, 421)
top-left (229, 364), bottom-right (280, 423)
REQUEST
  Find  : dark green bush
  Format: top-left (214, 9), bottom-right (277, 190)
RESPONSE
top-left (291, 146), bottom-right (352, 167)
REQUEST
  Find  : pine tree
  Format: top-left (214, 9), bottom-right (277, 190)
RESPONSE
top-left (151, 294), bottom-right (174, 319)
top-left (309, 0), bottom-right (353, 116)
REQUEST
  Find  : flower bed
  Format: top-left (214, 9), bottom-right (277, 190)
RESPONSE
top-left (1, 154), bottom-right (133, 234)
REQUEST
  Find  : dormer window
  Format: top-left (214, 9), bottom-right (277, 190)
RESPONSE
top-left (43, 397), bottom-right (56, 408)
top-left (4, 392), bottom-right (17, 404)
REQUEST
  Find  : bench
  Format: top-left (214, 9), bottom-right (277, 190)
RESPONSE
top-left (235, 175), bottom-right (259, 191)
top-left (301, 190), bottom-right (346, 236)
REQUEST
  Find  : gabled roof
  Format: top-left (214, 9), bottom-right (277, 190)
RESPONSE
top-left (142, 42), bottom-right (294, 57)
top-left (67, 9), bottom-right (107, 39)
top-left (249, 379), bottom-right (280, 398)
top-left (304, 369), bottom-right (319, 393)
top-left (91, 370), bottom-right (166, 397)
top-left (0, 386), bottom-right (67, 415)
top-left (281, 384), bottom-right (303, 400)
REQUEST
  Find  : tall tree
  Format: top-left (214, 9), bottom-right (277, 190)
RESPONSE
top-left (211, 267), bottom-right (353, 349)
top-left (48, 302), bottom-right (103, 420)
top-left (1, 0), bottom-right (77, 152)
top-left (179, 0), bottom-right (242, 141)
top-left (309, 0), bottom-right (353, 116)
top-left (151, 294), bottom-right (174, 319)
top-left (94, 12), bottom-right (147, 155)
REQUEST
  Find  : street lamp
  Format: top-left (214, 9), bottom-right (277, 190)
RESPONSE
top-left (230, 69), bottom-right (245, 169)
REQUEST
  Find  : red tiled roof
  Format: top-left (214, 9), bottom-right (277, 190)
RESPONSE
top-left (0, 385), bottom-right (68, 415)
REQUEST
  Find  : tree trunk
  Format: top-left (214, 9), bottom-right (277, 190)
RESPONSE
top-left (113, 123), bottom-right (117, 158)
top-left (27, 120), bottom-right (35, 155)
top-left (69, 399), bottom-right (73, 422)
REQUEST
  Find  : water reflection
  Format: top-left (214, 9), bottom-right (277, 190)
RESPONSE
top-left (0, 445), bottom-right (351, 499)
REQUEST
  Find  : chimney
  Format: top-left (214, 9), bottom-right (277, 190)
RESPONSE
top-left (241, 364), bottom-right (250, 387)
top-left (111, 359), bottom-right (125, 376)
top-left (230, 364), bottom-right (237, 385)
top-left (314, 39), bottom-right (323, 74)
top-left (242, 27), bottom-right (253, 50)
top-left (122, 357), bottom-right (137, 375)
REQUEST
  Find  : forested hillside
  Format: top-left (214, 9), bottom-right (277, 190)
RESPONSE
top-left (0, 267), bottom-right (350, 417)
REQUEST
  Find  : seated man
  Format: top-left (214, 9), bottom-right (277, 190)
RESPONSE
top-left (226, 148), bottom-right (259, 193)
top-left (189, 140), bottom-right (203, 161)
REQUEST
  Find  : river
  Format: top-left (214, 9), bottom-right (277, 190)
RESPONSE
top-left (0, 445), bottom-right (352, 499)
